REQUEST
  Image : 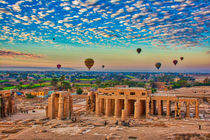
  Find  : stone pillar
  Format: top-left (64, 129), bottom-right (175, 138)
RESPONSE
top-left (48, 94), bottom-right (55, 119)
top-left (151, 100), bottom-right (156, 115)
top-left (195, 101), bottom-right (199, 119)
top-left (99, 98), bottom-right (104, 115)
top-left (166, 100), bottom-right (171, 117)
top-left (114, 99), bottom-right (120, 118)
top-left (134, 100), bottom-right (140, 119)
top-left (66, 97), bottom-right (70, 119)
top-left (139, 100), bottom-right (144, 116)
top-left (105, 98), bottom-right (111, 117)
top-left (158, 100), bottom-right (162, 116)
top-left (58, 97), bottom-right (64, 120)
top-left (174, 101), bottom-right (178, 118)
top-left (96, 97), bottom-right (100, 116)
top-left (124, 99), bottom-right (129, 117)
top-left (69, 96), bottom-right (73, 119)
top-left (45, 106), bottom-right (48, 117)
top-left (121, 109), bottom-right (126, 121)
top-left (186, 101), bottom-right (190, 118)
top-left (146, 98), bottom-right (150, 118)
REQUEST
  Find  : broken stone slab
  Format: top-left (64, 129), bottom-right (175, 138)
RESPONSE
top-left (37, 117), bottom-right (49, 121)
top-left (128, 136), bottom-right (138, 139)
top-left (0, 134), bottom-right (9, 139)
top-left (50, 123), bottom-right (61, 128)
top-left (40, 129), bottom-right (47, 133)
top-left (1, 128), bottom-right (23, 134)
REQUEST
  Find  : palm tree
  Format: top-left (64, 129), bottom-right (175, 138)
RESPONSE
top-left (63, 81), bottom-right (71, 90)
top-left (17, 82), bottom-right (23, 90)
top-left (59, 75), bottom-right (65, 89)
top-left (51, 77), bottom-right (58, 88)
top-left (38, 80), bottom-right (44, 87)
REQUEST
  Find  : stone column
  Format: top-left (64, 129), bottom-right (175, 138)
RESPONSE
top-left (105, 98), bottom-right (111, 117)
top-left (158, 100), bottom-right (162, 116)
top-left (139, 100), bottom-right (143, 116)
top-left (151, 100), bottom-right (155, 115)
top-left (146, 98), bottom-right (150, 118)
top-left (124, 98), bottom-right (129, 117)
top-left (48, 94), bottom-right (55, 119)
top-left (58, 97), bottom-right (64, 120)
top-left (186, 101), bottom-right (190, 118)
top-left (195, 101), bottom-right (199, 119)
top-left (114, 99), bottom-right (120, 118)
top-left (121, 109), bottom-right (126, 121)
top-left (99, 98), bottom-right (104, 115)
top-left (96, 97), bottom-right (100, 116)
top-left (134, 100), bottom-right (140, 119)
top-left (69, 96), bottom-right (73, 119)
top-left (66, 97), bottom-right (70, 119)
top-left (174, 101), bottom-right (178, 118)
top-left (166, 100), bottom-right (171, 117)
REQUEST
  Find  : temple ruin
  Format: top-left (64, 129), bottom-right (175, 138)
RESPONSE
top-left (0, 90), bottom-right (16, 118)
top-left (87, 87), bottom-right (199, 120)
top-left (47, 91), bottom-right (73, 120)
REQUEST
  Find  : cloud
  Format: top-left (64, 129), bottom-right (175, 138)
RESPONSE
top-left (0, 50), bottom-right (42, 58)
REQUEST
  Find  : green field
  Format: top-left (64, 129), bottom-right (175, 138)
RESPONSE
top-left (2, 82), bottom-right (51, 90)
top-left (42, 78), bottom-right (52, 81)
top-left (75, 83), bottom-right (96, 87)
top-left (76, 78), bottom-right (96, 81)
top-left (0, 80), bottom-right (9, 83)
top-left (3, 86), bottom-right (16, 90)
top-left (126, 75), bottom-right (136, 79)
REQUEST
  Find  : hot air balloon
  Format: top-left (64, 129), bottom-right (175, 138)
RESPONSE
top-left (173, 60), bottom-right (178, 66)
top-left (180, 57), bottom-right (184, 61)
top-left (85, 58), bottom-right (94, 70)
top-left (155, 62), bottom-right (161, 70)
top-left (57, 64), bottom-right (61, 69)
top-left (136, 48), bottom-right (141, 54)
top-left (102, 65), bottom-right (105, 68)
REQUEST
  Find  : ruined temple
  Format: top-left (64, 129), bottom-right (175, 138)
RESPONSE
top-left (47, 91), bottom-right (73, 120)
top-left (87, 87), bottom-right (199, 120)
top-left (0, 90), bottom-right (16, 118)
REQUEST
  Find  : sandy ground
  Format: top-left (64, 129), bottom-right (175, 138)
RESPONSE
top-left (4, 114), bottom-right (210, 140)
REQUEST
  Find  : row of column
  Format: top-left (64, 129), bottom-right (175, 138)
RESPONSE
top-left (48, 94), bottom-right (73, 120)
top-left (150, 100), bottom-right (199, 118)
top-left (96, 98), bottom-right (148, 120)
top-left (95, 98), bottom-right (199, 119)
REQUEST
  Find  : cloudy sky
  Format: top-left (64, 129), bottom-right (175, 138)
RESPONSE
top-left (0, 0), bottom-right (209, 72)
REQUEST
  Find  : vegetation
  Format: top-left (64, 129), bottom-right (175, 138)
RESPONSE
top-left (25, 93), bottom-right (35, 99)
top-left (76, 88), bottom-right (83, 95)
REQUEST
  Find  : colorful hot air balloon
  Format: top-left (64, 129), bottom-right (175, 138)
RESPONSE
top-left (57, 64), bottom-right (61, 69)
top-left (180, 57), bottom-right (184, 61)
top-left (102, 65), bottom-right (105, 68)
top-left (155, 62), bottom-right (161, 70)
top-left (85, 58), bottom-right (94, 70)
top-left (136, 48), bottom-right (142, 54)
top-left (173, 60), bottom-right (178, 66)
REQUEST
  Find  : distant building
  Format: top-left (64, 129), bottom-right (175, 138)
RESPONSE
top-left (152, 82), bottom-right (166, 89)
top-left (114, 85), bottom-right (129, 88)
top-left (174, 78), bottom-right (180, 82)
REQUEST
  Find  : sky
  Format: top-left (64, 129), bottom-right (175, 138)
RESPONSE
top-left (0, 0), bottom-right (209, 72)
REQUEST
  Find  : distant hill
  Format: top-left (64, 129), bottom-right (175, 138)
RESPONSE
top-left (0, 66), bottom-right (75, 71)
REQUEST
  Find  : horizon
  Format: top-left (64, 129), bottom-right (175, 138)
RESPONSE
top-left (0, 66), bottom-right (210, 74)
